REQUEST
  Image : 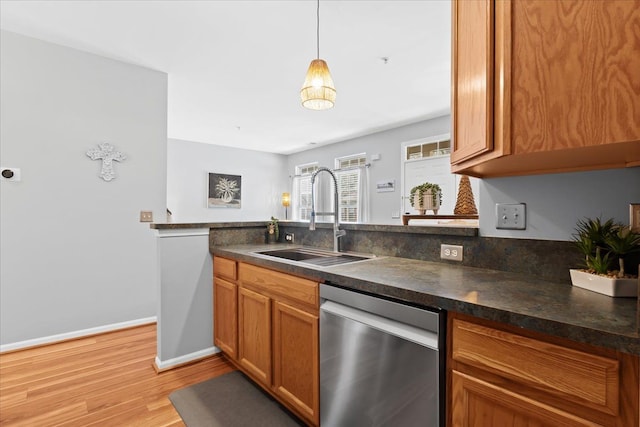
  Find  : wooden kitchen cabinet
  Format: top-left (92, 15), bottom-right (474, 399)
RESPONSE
top-left (238, 286), bottom-right (272, 385)
top-left (212, 256), bottom-right (320, 426)
top-left (213, 257), bottom-right (238, 360)
top-left (273, 300), bottom-right (319, 424)
top-left (213, 277), bottom-right (238, 359)
top-left (239, 262), bottom-right (320, 426)
top-left (451, 371), bottom-right (594, 426)
top-left (451, 0), bottom-right (640, 178)
top-left (448, 313), bottom-right (639, 427)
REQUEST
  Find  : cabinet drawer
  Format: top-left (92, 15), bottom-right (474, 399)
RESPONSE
top-left (239, 263), bottom-right (318, 309)
top-left (451, 318), bottom-right (620, 416)
top-left (214, 256), bottom-right (237, 281)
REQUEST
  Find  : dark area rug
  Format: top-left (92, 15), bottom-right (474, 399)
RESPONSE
top-left (169, 370), bottom-right (306, 427)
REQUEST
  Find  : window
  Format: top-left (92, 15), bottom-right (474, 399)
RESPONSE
top-left (405, 137), bottom-right (451, 160)
top-left (336, 155), bottom-right (367, 169)
top-left (292, 155), bottom-right (369, 223)
top-left (334, 154), bottom-right (367, 223)
top-left (293, 163), bottom-right (318, 221)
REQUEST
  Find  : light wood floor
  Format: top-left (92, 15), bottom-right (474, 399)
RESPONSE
top-left (0, 323), bottom-right (235, 426)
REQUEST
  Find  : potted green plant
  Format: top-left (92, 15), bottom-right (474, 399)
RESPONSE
top-left (266, 216), bottom-right (279, 243)
top-left (606, 225), bottom-right (640, 278)
top-left (409, 182), bottom-right (442, 215)
top-left (570, 217), bottom-right (640, 297)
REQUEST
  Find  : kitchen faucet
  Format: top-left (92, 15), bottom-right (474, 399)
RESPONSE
top-left (309, 167), bottom-right (346, 252)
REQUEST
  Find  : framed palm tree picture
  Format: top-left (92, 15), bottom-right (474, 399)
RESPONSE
top-left (208, 172), bottom-right (241, 208)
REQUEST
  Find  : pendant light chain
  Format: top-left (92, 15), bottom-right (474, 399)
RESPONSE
top-left (316, 0), bottom-right (320, 59)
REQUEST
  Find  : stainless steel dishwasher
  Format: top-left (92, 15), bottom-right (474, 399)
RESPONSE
top-left (320, 284), bottom-right (444, 427)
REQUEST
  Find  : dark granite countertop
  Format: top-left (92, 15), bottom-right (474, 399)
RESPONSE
top-left (151, 221), bottom-right (478, 237)
top-left (211, 243), bottom-right (639, 355)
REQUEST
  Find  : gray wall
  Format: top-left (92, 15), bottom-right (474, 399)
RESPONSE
top-left (285, 113), bottom-right (639, 241)
top-left (479, 168), bottom-right (640, 240)
top-left (286, 115), bottom-right (451, 224)
top-left (168, 138), bottom-right (289, 222)
top-left (0, 31), bottom-right (168, 346)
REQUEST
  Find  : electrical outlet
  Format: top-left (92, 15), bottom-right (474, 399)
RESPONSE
top-left (285, 232), bottom-right (295, 243)
top-left (140, 211), bottom-right (153, 222)
top-left (495, 203), bottom-right (526, 230)
top-left (441, 244), bottom-right (463, 262)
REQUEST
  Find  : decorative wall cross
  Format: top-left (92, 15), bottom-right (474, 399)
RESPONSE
top-left (86, 142), bottom-right (126, 182)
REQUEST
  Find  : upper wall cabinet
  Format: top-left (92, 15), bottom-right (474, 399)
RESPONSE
top-left (451, 0), bottom-right (640, 178)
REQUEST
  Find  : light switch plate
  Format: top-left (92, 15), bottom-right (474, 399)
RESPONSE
top-left (496, 203), bottom-right (526, 230)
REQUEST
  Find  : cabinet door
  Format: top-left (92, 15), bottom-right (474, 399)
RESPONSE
top-left (510, 0), bottom-right (640, 154)
top-left (238, 286), bottom-right (272, 386)
top-left (451, 0), bottom-right (640, 177)
top-left (273, 301), bottom-right (319, 426)
top-left (451, 0), bottom-right (495, 165)
top-left (213, 277), bottom-right (237, 360)
top-left (451, 370), bottom-right (595, 427)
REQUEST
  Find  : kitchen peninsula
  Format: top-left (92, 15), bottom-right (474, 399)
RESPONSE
top-left (152, 220), bottom-right (639, 355)
top-left (214, 244), bottom-right (639, 355)
top-left (153, 220), bottom-right (639, 426)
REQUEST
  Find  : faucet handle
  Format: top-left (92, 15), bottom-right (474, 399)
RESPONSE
top-left (336, 229), bottom-right (346, 238)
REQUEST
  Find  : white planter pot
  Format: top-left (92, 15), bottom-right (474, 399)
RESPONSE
top-left (413, 190), bottom-right (440, 215)
top-left (569, 269), bottom-right (638, 297)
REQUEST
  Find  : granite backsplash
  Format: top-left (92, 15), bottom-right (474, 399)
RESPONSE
top-left (205, 222), bottom-right (635, 285)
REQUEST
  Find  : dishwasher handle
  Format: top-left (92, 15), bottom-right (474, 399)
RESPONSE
top-left (321, 300), bottom-right (439, 350)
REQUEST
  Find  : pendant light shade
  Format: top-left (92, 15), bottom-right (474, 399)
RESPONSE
top-left (301, 0), bottom-right (336, 110)
top-left (301, 59), bottom-right (336, 110)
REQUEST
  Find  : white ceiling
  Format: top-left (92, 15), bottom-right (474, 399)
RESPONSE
top-left (0, 0), bottom-right (451, 154)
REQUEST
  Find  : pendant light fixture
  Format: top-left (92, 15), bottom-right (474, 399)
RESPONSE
top-left (300, 0), bottom-right (336, 110)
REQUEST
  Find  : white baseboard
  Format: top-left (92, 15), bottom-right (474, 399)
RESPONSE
top-left (154, 346), bottom-right (221, 371)
top-left (0, 316), bottom-right (157, 353)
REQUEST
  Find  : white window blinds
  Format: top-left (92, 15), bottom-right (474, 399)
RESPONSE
top-left (335, 169), bottom-right (360, 223)
top-left (334, 154), bottom-right (368, 224)
top-left (292, 163), bottom-right (318, 221)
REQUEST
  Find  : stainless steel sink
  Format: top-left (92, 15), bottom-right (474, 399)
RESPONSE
top-left (256, 247), bottom-right (374, 267)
